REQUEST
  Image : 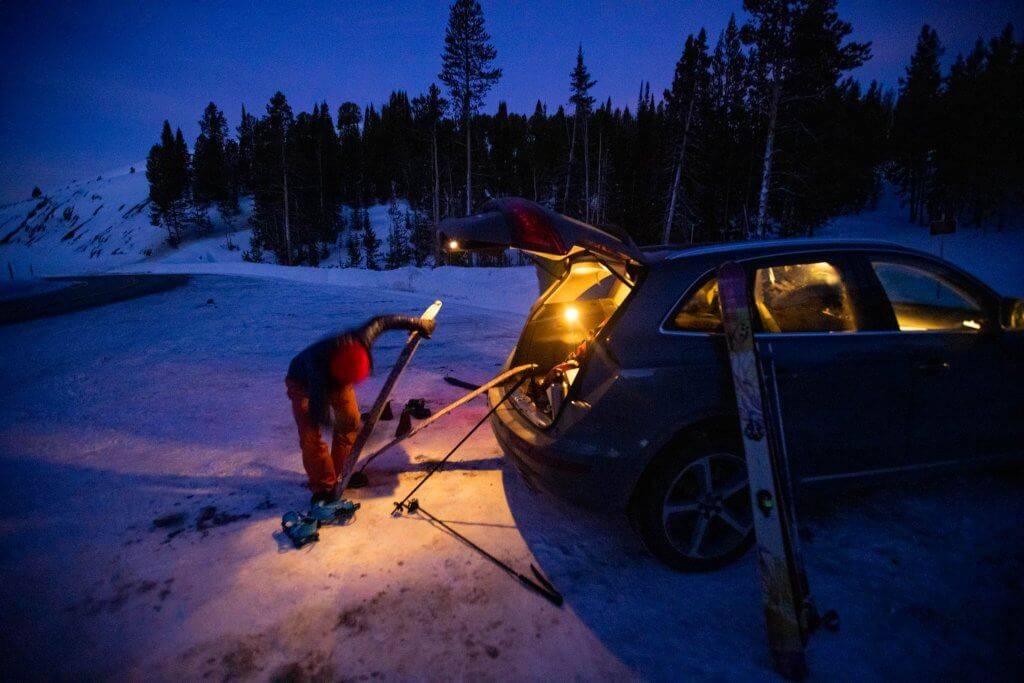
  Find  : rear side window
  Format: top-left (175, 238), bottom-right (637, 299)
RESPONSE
top-left (753, 261), bottom-right (858, 333)
top-left (669, 277), bottom-right (722, 332)
top-left (871, 261), bottom-right (988, 332)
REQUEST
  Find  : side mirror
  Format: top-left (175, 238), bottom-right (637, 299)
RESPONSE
top-left (1000, 297), bottom-right (1024, 331)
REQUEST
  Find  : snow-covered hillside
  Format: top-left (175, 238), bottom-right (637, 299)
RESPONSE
top-left (0, 165), bottom-right (250, 276)
top-left (0, 167), bottom-right (433, 279)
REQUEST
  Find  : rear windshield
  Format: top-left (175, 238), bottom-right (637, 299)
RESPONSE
top-left (546, 262), bottom-right (631, 306)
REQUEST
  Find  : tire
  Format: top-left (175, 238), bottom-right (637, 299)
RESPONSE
top-left (630, 433), bottom-right (754, 572)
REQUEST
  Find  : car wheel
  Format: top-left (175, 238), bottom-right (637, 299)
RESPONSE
top-left (632, 435), bottom-right (754, 571)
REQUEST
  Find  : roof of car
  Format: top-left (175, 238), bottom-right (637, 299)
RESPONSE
top-left (642, 237), bottom-right (919, 263)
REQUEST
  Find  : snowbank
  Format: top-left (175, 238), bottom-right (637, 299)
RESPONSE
top-left (120, 259), bottom-right (539, 315)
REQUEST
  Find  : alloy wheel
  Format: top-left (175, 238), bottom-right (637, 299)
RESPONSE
top-left (661, 453), bottom-right (752, 559)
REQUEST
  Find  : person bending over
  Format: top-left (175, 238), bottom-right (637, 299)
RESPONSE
top-left (286, 314), bottom-right (435, 505)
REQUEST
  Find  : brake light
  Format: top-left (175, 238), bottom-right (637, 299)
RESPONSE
top-left (504, 199), bottom-right (567, 255)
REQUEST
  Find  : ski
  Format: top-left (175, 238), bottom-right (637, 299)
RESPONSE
top-left (717, 261), bottom-right (812, 680)
top-left (338, 300), bottom-right (442, 492)
top-left (354, 364), bottom-right (537, 475)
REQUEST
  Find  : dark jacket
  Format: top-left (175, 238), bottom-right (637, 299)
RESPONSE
top-left (287, 315), bottom-right (427, 426)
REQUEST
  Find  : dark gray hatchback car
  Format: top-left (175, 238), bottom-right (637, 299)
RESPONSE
top-left (440, 198), bottom-right (1024, 570)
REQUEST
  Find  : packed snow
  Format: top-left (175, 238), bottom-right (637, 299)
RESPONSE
top-left (1, 170), bottom-right (1022, 679)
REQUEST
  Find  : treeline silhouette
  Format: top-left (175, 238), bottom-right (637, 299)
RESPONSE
top-left (145, 0), bottom-right (1022, 267)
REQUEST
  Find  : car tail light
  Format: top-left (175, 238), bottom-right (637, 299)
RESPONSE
top-left (503, 199), bottom-right (567, 255)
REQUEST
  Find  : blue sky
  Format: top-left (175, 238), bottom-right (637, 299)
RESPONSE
top-left (1, 0), bottom-right (1020, 202)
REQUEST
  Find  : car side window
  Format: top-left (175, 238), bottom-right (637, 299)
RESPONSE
top-left (871, 260), bottom-right (988, 332)
top-left (669, 277), bottom-right (722, 332)
top-left (753, 261), bottom-right (859, 333)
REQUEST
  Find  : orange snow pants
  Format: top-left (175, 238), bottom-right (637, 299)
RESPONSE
top-left (285, 377), bottom-right (362, 494)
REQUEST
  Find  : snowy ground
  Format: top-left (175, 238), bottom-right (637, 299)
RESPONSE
top-left (1, 268), bottom-right (1022, 680)
top-left (2, 176), bottom-right (1023, 678)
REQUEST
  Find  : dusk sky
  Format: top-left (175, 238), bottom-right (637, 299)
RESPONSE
top-left (1, 0), bottom-right (1020, 203)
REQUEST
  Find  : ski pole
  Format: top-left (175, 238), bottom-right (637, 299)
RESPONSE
top-left (409, 501), bottom-right (563, 607)
top-left (393, 375), bottom-right (527, 513)
top-left (355, 364), bottom-right (537, 476)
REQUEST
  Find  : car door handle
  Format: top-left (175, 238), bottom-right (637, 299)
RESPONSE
top-left (916, 359), bottom-right (951, 374)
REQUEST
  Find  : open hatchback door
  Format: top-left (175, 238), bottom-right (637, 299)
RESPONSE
top-left (438, 197), bottom-right (644, 266)
top-left (438, 198), bottom-right (645, 427)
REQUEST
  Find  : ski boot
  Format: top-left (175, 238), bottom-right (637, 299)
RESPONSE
top-left (309, 497), bottom-right (360, 525)
top-left (281, 511), bottom-right (319, 548)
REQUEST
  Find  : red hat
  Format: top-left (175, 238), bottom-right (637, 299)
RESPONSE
top-left (330, 342), bottom-right (371, 386)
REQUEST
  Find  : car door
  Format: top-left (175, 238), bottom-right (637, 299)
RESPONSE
top-left (865, 255), bottom-right (1016, 463)
top-left (746, 253), bottom-right (914, 482)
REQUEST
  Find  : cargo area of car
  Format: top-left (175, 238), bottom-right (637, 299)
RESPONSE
top-left (508, 257), bottom-right (635, 427)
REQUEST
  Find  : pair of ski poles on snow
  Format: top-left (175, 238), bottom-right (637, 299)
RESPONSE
top-left (390, 375), bottom-right (563, 607)
top-left (345, 359), bottom-right (563, 608)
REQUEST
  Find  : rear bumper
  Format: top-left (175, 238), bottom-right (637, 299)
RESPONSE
top-left (487, 386), bottom-right (639, 510)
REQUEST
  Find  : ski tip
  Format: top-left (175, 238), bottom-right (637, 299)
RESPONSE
top-left (422, 300), bottom-right (443, 321)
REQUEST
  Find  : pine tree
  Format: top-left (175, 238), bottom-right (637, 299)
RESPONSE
top-left (345, 207), bottom-right (363, 267)
top-left (439, 0), bottom-right (501, 216)
top-left (412, 84), bottom-right (447, 259)
top-left (146, 121), bottom-right (191, 245)
top-left (337, 102), bottom-right (363, 204)
top-left (408, 210), bottom-right (434, 267)
top-left (663, 30), bottom-right (711, 243)
top-left (892, 25), bottom-right (943, 225)
top-left (564, 45), bottom-right (597, 220)
top-left (221, 138), bottom-right (241, 216)
top-left (385, 201), bottom-right (411, 268)
top-left (973, 24), bottom-right (1020, 228)
top-left (236, 106), bottom-right (256, 194)
top-left (193, 102), bottom-right (229, 207)
top-left (743, 0), bottom-right (869, 236)
top-left (707, 15), bottom-right (750, 240)
top-left (249, 92), bottom-right (295, 264)
top-left (361, 207), bottom-right (381, 270)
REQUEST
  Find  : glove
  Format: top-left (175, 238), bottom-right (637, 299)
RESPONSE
top-left (417, 318), bottom-right (436, 339)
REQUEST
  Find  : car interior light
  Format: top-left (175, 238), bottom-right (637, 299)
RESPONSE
top-left (564, 305), bottom-right (580, 324)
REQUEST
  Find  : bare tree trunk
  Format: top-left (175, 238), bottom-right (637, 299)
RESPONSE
top-left (596, 131), bottom-right (604, 224)
top-left (583, 116), bottom-right (590, 223)
top-left (317, 142), bottom-right (325, 255)
top-left (755, 77), bottom-right (780, 239)
top-left (663, 92), bottom-right (697, 244)
top-left (281, 136), bottom-right (292, 265)
top-left (432, 126), bottom-right (441, 264)
top-left (563, 112), bottom-right (577, 212)
top-left (465, 114), bottom-right (472, 217)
